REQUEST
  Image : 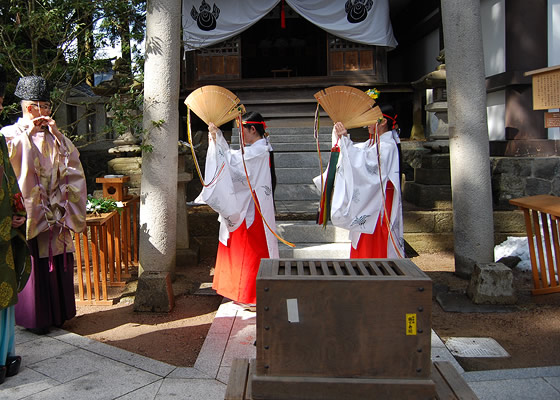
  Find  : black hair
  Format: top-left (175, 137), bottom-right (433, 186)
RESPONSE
top-left (242, 111), bottom-right (266, 137)
top-left (242, 111), bottom-right (277, 195)
top-left (378, 103), bottom-right (402, 180)
top-left (379, 103), bottom-right (396, 119)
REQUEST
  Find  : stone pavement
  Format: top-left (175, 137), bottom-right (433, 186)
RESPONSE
top-left (1, 301), bottom-right (560, 399)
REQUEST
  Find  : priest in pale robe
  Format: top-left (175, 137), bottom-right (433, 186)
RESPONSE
top-left (1, 76), bottom-right (87, 334)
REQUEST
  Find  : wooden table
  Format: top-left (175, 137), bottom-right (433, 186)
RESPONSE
top-left (271, 68), bottom-right (292, 77)
top-left (510, 194), bottom-right (560, 295)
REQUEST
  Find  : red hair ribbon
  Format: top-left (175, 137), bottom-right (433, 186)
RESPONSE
top-left (242, 120), bottom-right (267, 130)
top-left (383, 113), bottom-right (398, 130)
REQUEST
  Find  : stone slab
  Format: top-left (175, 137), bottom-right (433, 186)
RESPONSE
top-left (436, 291), bottom-right (518, 313)
top-left (445, 337), bottom-right (510, 358)
top-left (468, 377), bottom-right (560, 400)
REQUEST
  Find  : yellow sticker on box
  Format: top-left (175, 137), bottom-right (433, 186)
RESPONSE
top-left (406, 313), bottom-right (417, 335)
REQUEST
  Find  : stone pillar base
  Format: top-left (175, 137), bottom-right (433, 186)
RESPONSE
top-left (133, 271), bottom-right (175, 312)
top-left (176, 244), bottom-right (200, 269)
top-left (467, 262), bottom-right (517, 304)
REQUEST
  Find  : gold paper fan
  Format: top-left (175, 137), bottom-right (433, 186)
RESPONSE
top-left (184, 85), bottom-right (245, 127)
top-left (314, 86), bottom-right (382, 129)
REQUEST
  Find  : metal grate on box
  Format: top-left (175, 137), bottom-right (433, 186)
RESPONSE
top-left (261, 259), bottom-right (429, 278)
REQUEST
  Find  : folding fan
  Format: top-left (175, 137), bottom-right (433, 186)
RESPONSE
top-left (314, 86), bottom-right (382, 129)
top-left (184, 85), bottom-right (245, 127)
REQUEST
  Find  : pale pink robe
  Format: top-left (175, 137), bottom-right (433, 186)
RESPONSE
top-left (1, 117), bottom-right (87, 257)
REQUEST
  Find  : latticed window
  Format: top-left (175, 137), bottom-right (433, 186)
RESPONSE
top-left (198, 36), bottom-right (240, 56)
top-left (196, 36), bottom-right (241, 80)
top-left (328, 34), bottom-right (382, 78)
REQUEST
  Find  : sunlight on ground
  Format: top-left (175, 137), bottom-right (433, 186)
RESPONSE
top-left (411, 251), bottom-right (455, 272)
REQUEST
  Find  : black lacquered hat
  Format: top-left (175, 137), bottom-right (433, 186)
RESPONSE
top-left (14, 76), bottom-right (50, 101)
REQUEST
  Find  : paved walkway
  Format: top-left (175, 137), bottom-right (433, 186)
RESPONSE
top-left (1, 301), bottom-right (560, 399)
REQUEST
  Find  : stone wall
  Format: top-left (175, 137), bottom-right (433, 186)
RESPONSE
top-left (491, 156), bottom-right (560, 210)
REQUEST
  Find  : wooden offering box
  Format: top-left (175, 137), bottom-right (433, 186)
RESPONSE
top-left (96, 176), bottom-right (130, 201)
top-left (252, 258), bottom-right (434, 400)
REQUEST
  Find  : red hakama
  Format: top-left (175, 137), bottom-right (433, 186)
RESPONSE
top-left (212, 203), bottom-right (269, 304)
top-left (350, 181), bottom-right (395, 259)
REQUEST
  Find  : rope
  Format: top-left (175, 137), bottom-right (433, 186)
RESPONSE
top-left (374, 125), bottom-right (404, 258)
top-left (237, 115), bottom-right (295, 248)
top-left (186, 107), bottom-right (225, 187)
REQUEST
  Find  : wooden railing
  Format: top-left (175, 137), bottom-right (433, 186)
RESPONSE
top-left (509, 194), bottom-right (560, 295)
top-left (74, 196), bottom-right (140, 305)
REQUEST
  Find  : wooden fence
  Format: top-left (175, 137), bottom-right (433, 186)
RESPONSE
top-left (74, 196), bottom-right (140, 305)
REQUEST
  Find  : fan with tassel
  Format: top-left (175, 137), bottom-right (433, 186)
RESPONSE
top-left (184, 85), bottom-right (295, 248)
top-left (184, 85), bottom-right (245, 187)
top-left (314, 86), bottom-right (383, 227)
top-left (185, 85), bottom-right (246, 127)
top-left (314, 85), bottom-right (382, 129)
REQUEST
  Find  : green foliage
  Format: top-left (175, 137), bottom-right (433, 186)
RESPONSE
top-left (105, 81), bottom-right (144, 137)
top-left (86, 194), bottom-right (123, 215)
top-left (0, 0), bottom-right (146, 115)
top-left (0, 1), bottom-right (103, 88)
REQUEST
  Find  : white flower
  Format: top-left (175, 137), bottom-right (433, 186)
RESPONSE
top-left (115, 201), bottom-right (124, 208)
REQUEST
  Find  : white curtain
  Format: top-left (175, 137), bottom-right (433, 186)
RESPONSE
top-left (182, 0), bottom-right (397, 50)
top-left (287, 0), bottom-right (397, 48)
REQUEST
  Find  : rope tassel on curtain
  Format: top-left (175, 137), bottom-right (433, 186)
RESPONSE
top-left (281, 0), bottom-right (286, 28)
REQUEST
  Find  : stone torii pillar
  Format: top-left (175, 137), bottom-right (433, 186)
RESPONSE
top-left (134, 0), bottom-right (182, 312)
top-left (441, 0), bottom-right (495, 278)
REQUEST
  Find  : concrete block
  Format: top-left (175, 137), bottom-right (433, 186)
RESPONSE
top-left (493, 210), bottom-right (526, 234)
top-left (403, 182), bottom-right (452, 209)
top-left (133, 271), bottom-right (175, 312)
top-left (420, 153), bottom-right (449, 169)
top-left (434, 211), bottom-right (454, 233)
top-left (467, 262), bottom-right (517, 305)
top-left (415, 168), bottom-right (451, 185)
top-left (403, 211), bottom-right (436, 233)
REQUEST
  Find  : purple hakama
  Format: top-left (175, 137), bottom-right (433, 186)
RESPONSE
top-left (14, 238), bottom-right (76, 330)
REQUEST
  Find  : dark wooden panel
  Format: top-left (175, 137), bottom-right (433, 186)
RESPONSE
top-left (344, 51), bottom-right (359, 71)
top-left (225, 55), bottom-right (240, 76)
top-left (433, 361), bottom-right (479, 400)
top-left (251, 374), bottom-right (436, 400)
top-left (226, 359), bottom-right (477, 400)
top-left (225, 358), bottom-right (249, 400)
top-left (360, 50), bottom-right (374, 70)
top-left (197, 56), bottom-right (211, 77)
top-left (330, 52), bottom-right (344, 71)
top-left (211, 56), bottom-right (225, 75)
top-left (256, 259), bottom-right (432, 380)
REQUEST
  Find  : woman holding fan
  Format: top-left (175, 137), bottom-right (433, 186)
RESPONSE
top-left (313, 86), bottom-right (404, 259)
top-left (331, 105), bottom-right (404, 258)
top-left (195, 111), bottom-right (278, 309)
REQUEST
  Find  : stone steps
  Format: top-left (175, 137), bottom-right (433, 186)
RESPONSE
top-left (188, 204), bottom-right (527, 259)
top-left (276, 168), bottom-right (321, 184)
top-left (233, 142), bottom-right (332, 152)
top-left (233, 133), bottom-right (332, 144)
top-left (274, 152), bottom-right (329, 168)
top-left (274, 183), bottom-right (320, 201)
top-left (403, 182), bottom-right (452, 210)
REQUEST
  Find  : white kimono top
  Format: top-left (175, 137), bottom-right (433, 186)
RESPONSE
top-left (195, 130), bottom-right (279, 258)
top-left (314, 128), bottom-right (404, 257)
